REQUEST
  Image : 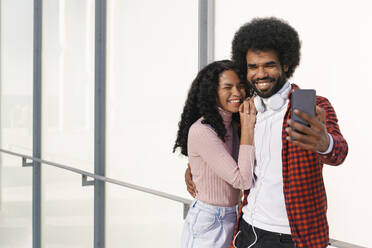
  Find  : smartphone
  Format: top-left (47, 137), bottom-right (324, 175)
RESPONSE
top-left (291, 89), bottom-right (316, 127)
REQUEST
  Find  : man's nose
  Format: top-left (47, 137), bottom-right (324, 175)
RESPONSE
top-left (256, 66), bottom-right (267, 78)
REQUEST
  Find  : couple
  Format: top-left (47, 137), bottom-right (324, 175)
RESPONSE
top-left (173, 17), bottom-right (348, 248)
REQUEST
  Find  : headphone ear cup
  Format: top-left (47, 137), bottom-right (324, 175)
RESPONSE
top-left (268, 94), bottom-right (285, 111)
top-left (254, 96), bottom-right (265, 113)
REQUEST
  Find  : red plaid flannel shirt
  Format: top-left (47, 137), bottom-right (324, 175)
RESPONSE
top-left (230, 84), bottom-right (348, 248)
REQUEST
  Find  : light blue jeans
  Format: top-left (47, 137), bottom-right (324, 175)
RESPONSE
top-left (181, 199), bottom-right (238, 248)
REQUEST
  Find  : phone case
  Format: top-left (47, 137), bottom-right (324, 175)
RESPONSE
top-left (291, 89), bottom-right (316, 127)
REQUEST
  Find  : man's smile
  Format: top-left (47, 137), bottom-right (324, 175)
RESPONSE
top-left (255, 81), bottom-right (273, 91)
top-left (252, 77), bottom-right (276, 93)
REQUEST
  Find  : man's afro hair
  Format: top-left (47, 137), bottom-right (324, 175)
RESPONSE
top-left (232, 17), bottom-right (301, 79)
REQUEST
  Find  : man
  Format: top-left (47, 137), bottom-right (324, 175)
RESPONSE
top-left (185, 17), bottom-right (348, 248)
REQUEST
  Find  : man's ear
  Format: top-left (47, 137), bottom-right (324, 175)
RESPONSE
top-left (283, 65), bottom-right (289, 72)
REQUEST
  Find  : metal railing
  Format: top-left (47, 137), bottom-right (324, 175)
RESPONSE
top-left (0, 148), bottom-right (192, 218)
top-left (0, 148), bottom-right (366, 248)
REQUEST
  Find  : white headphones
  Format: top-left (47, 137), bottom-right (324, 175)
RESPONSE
top-left (254, 83), bottom-right (291, 113)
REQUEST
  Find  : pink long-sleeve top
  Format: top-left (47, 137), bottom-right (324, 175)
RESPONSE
top-left (188, 108), bottom-right (255, 207)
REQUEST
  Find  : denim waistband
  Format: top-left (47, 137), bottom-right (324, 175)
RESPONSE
top-left (192, 199), bottom-right (238, 217)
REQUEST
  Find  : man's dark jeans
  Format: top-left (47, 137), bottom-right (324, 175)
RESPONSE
top-left (234, 218), bottom-right (295, 248)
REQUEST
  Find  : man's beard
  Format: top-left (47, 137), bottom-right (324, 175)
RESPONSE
top-left (250, 73), bottom-right (287, 98)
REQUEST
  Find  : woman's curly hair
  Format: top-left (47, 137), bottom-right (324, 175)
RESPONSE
top-left (232, 17), bottom-right (301, 80)
top-left (173, 60), bottom-right (252, 156)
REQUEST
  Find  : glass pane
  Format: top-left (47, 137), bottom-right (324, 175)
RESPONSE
top-left (215, 1), bottom-right (372, 247)
top-left (42, 0), bottom-right (95, 247)
top-left (106, 0), bottom-right (198, 246)
top-left (0, 0), bottom-right (33, 155)
top-left (0, 154), bottom-right (32, 248)
top-left (42, 0), bottom-right (94, 170)
top-left (0, 1), bottom-right (33, 247)
top-left (41, 166), bottom-right (94, 248)
top-left (106, 185), bottom-right (184, 247)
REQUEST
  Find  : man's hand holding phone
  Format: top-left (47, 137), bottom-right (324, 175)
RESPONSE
top-left (286, 107), bottom-right (330, 153)
top-left (285, 89), bottom-right (330, 153)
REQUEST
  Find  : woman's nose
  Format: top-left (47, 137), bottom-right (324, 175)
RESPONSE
top-left (232, 86), bottom-right (241, 96)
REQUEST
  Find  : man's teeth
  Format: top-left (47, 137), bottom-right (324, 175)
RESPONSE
top-left (256, 82), bottom-right (271, 89)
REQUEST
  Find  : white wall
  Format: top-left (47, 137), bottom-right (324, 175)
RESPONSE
top-left (215, 0), bottom-right (372, 247)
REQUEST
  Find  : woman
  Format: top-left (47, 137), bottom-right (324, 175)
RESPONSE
top-left (173, 60), bottom-right (256, 248)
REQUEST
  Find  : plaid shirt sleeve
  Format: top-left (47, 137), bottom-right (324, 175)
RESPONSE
top-left (316, 96), bottom-right (348, 165)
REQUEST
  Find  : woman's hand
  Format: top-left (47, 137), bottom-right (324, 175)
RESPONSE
top-left (239, 98), bottom-right (256, 145)
top-left (239, 98), bottom-right (256, 127)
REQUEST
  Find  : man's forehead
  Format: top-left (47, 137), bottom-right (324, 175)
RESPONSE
top-left (246, 49), bottom-right (280, 62)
